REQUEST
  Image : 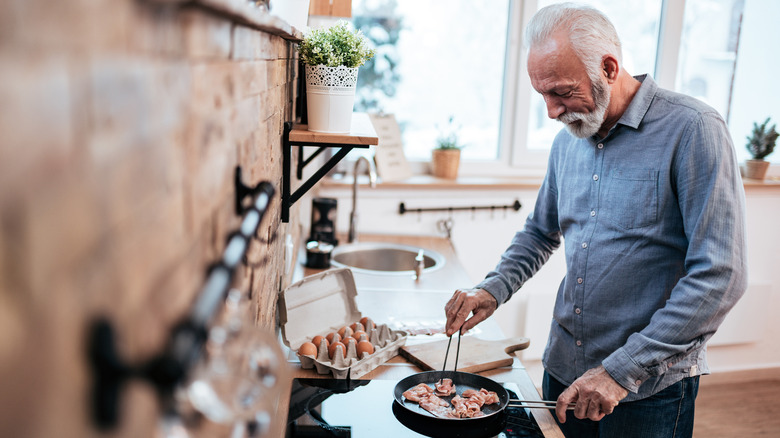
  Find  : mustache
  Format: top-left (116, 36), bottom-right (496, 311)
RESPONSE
top-left (558, 112), bottom-right (586, 124)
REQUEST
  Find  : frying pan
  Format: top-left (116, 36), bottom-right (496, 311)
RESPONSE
top-left (393, 370), bottom-right (514, 421)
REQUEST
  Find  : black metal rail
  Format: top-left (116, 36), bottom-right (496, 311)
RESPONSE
top-left (398, 199), bottom-right (522, 215)
top-left (87, 170), bottom-right (275, 430)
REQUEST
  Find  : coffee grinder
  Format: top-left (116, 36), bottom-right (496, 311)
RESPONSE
top-left (309, 197), bottom-right (338, 246)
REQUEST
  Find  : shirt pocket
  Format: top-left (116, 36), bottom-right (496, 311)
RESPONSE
top-left (602, 168), bottom-right (659, 229)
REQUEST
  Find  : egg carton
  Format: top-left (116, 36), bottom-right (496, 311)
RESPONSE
top-left (279, 268), bottom-right (408, 379)
top-left (297, 322), bottom-right (407, 379)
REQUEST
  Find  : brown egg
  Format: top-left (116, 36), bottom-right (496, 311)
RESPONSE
top-left (344, 336), bottom-right (357, 349)
top-left (298, 342), bottom-right (317, 357)
top-left (338, 326), bottom-right (354, 339)
top-left (350, 321), bottom-right (365, 332)
top-left (311, 335), bottom-right (327, 349)
top-left (325, 332), bottom-right (341, 345)
top-left (357, 340), bottom-right (374, 357)
top-left (328, 341), bottom-right (346, 360)
top-left (352, 330), bottom-right (367, 342)
top-left (360, 316), bottom-right (376, 330)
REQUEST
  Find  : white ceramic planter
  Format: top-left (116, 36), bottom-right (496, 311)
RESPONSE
top-left (305, 65), bottom-right (358, 133)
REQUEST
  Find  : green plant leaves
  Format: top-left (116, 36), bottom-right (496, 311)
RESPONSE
top-left (298, 21), bottom-right (376, 68)
top-left (746, 117), bottom-right (778, 160)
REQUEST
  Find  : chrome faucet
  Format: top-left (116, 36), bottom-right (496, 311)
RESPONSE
top-left (348, 156), bottom-right (377, 243)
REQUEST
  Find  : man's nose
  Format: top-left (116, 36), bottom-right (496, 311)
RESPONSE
top-left (545, 97), bottom-right (566, 119)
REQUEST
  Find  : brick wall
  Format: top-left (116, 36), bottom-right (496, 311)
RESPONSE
top-left (0, 1), bottom-right (301, 436)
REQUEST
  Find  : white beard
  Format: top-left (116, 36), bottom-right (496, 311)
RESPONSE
top-left (558, 78), bottom-right (611, 139)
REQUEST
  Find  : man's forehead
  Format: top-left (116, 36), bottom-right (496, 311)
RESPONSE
top-left (528, 38), bottom-right (585, 88)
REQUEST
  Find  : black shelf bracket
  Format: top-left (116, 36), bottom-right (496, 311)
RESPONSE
top-left (281, 121), bottom-right (371, 222)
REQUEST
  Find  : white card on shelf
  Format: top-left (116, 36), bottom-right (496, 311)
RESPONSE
top-left (369, 113), bottom-right (412, 182)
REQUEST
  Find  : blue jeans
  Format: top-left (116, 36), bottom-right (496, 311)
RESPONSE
top-left (542, 371), bottom-right (699, 438)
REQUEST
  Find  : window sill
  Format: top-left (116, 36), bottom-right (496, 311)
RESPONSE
top-left (320, 174), bottom-right (780, 192)
top-left (743, 176), bottom-right (780, 189)
top-left (321, 174), bottom-right (544, 190)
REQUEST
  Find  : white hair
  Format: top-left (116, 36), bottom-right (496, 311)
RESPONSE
top-left (525, 2), bottom-right (623, 81)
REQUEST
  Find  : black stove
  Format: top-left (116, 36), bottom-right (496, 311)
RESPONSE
top-left (285, 378), bottom-right (546, 438)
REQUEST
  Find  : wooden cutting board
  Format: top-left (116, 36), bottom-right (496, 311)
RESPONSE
top-left (399, 337), bottom-right (531, 373)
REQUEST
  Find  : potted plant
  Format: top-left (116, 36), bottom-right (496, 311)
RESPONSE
top-left (744, 117), bottom-right (778, 180)
top-left (298, 21), bottom-right (375, 133)
top-left (431, 116), bottom-right (463, 179)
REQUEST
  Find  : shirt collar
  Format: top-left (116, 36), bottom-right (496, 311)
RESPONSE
top-left (616, 74), bottom-right (656, 130)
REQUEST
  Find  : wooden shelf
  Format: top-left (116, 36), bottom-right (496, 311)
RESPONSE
top-left (289, 113), bottom-right (379, 145)
top-left (281, 113), bottom-right (379, 222)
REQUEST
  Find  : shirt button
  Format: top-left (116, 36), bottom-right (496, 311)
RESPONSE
top-left (581, 242), bottom-right (588, 249)
top-left (590, 210), bottom-right (596, 217)
top-left (597, 143), bottom-right (604, 149)
top-left (577, 277), bottom-right (583, 284)
top-left (593, 174), bottom-right (599, 181)
top-left (635, 379), bottom-right (642, 386)
top-left (575, 307), bottom-right (581, 314)
top-left (576, 340), bottom-right (582, 346)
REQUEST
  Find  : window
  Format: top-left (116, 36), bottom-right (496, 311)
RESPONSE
top-left (675, 0), bottom-right (742, 120)
top-left (352, 0), bottom-right (510, 162)
top-left (351, 0), bottom-right (779, 174)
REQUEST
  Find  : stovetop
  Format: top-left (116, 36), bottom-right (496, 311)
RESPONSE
top-left (285, 378), bottom-right (546, 438)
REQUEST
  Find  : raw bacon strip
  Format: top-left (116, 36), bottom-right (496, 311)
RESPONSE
top-left (421, 393), bottom-right (450, 407)
top-left (403, 383), bottom-right (500, 419)
top-left (479, 388), bottom-right (500, 405)
top-left (434, 378), bottom-right (456, 396)
top-left (418, 393), bottom-right (455, 418)
top-left (450, 395), bottom-right (470, 418)
top-left (461, 388), bottom-right (500, 406)
top-left (465, 400), bottom-right (484, 417)
top-left (449, 389), bottom-right (499, 418)
top-left (402, 383), bottom-right (433, 403)
top-left (461, 389), bottom-right (487, 407)
top-left (461, 389), bottom-right (479, 398)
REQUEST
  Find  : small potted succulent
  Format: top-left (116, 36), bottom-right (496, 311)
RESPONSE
top-left (744, 117), bottom-right (778, 180)
top-left (297, 21), bottom-right (375, 133)
top-left (431, 116), bottom-right (464, 179)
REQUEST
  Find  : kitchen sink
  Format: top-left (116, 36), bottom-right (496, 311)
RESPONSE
top-left (330, 242), bottom-right (445, 275)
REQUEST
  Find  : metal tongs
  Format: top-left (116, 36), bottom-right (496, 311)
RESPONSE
top-left (441, 329), bottom-right (574, 411)
top-left (441, 329), bottom-right (462, 375)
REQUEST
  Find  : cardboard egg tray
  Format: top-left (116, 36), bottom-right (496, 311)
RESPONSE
top-left (279, 268), bottom-right (408, 379)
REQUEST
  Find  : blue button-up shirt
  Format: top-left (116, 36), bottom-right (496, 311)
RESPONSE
top-left (478, 75), bottom-right (747, 401)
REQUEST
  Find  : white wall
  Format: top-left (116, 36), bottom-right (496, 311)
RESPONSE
top-left (316, 182), bottom-right (780, 374)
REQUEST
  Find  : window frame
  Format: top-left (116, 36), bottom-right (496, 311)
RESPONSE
top-left (460, 0), bottom-right (689, 177)
top-left (355, 0), bottom-right (780, 178)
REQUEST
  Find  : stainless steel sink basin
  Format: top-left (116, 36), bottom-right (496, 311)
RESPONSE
top-left (330, 242), bottom-right (445, 275)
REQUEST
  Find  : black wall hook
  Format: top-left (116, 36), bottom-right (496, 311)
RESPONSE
top-left (235, 166), bottom-right (275, 216)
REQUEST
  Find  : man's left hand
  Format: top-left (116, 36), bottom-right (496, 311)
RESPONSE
top-left (555, 365), bottom-right (629, 423)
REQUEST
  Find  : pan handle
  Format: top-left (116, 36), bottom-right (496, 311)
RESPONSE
top-left (508, 399), bottom-right (576, 410)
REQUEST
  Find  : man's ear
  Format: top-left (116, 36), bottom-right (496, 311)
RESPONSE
top-left (602, 55), bottom-right (619, 83)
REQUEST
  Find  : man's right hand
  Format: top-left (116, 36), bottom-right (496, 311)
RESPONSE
top-left (444, 288), bottom-right (498, 336)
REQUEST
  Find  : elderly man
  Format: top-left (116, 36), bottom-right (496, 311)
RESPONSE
top-left (444, 3), bottom-right (747, 437)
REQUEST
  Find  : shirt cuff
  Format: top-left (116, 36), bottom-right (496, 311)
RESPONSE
top-left (475, 276), bottom-right (512, 306)
top-left (602, 348), bottom-right (650, 394)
